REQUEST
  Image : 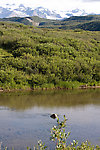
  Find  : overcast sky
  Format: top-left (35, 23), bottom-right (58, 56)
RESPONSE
top-left (0, 0), bottom-right (100, 13)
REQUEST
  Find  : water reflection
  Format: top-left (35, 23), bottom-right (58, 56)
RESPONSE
top-left (0, 89), bottom-right (100, 150)
top-left (0, 89), bottom-right (100, 110)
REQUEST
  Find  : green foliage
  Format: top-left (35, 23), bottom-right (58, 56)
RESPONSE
top-left (0, 22), bottom-right (100, 90)
top-left (37, 115), bottom-right (99, 150)
top-left (38, 140), bottom-right (47, 150)
top-left (50, 115), bottom-right (70, 149)
top-left (56, 81), bottom-right (81, 89)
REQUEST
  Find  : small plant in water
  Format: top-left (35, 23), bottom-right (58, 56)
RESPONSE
top-left (38, 140), bottom-right (47, 150)
top-left (50, 115), bottom-right (70, 149)
top-left (38, 115), bottom-right (99, 150)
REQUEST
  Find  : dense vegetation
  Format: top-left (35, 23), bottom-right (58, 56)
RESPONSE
top-left (0, 22), bottom-right (100, 90)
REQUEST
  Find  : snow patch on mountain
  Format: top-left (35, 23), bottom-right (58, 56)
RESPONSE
top-left (0, 4), bottom-right (89, 19)
top-left (55, 8), bottom-right (88, 19)
top-left (8, 11), bottom-right (28, 18)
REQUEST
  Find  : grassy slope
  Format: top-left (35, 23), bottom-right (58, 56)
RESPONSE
top-left (0, 22), bottom-right (100, 90)
top-left (39, 15), bottom-right (100, 31)
top-left (0, 15), bottom-right (100, 31)
top-left (0, 16), bottom-right (54, 26)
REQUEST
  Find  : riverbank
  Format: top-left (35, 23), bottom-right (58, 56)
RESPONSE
top-left (0, 85), bottom-right (100, 93)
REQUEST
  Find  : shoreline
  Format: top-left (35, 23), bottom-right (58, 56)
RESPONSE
top-left (0, 85), bottom-right (100, 93)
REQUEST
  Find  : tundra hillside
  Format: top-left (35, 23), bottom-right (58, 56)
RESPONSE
top-left (0, 22), bottom-right (100, 90)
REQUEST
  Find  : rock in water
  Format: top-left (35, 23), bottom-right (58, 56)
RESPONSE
top-left (50, 114), bottom-right (58, 119)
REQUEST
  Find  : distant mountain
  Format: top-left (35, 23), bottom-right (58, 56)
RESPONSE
top-left (0, 4), bottom-right (88, 19)
top-left (0, 6), bottom-right (13, 18)
top-left (0, 4), bottom-right (61, 19)
top-left (1, 4), bottom-right (100, 31)
top-left (39, 15), bottom-right (100, 31)
top-left (32, 7), bottom-right (62, 20)
top-left (0, 16), bottom-right (53, 26)
top-left (75, 20), bottom-right (100, 31)
top-left (55, 8), bottom-right (88, 18)
top-left (0, 4), bottom-right (33, 18)
top-left (1, 14), bottom-right (100, 31)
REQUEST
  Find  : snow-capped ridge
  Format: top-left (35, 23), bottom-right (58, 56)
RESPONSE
top-left (0, 4), bottom-right (89, 19)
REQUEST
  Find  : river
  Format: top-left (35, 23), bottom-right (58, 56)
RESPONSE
top-left (0, 89), bottom-right (100, 149)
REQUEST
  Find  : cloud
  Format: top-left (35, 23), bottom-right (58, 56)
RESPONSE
top-left (82, 0), bottom-right (100, 2)
top-left (0, 0), bottom-right (100, 13)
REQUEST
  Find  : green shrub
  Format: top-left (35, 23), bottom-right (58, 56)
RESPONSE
top-left (37, 116), bottom-right (99, 150)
